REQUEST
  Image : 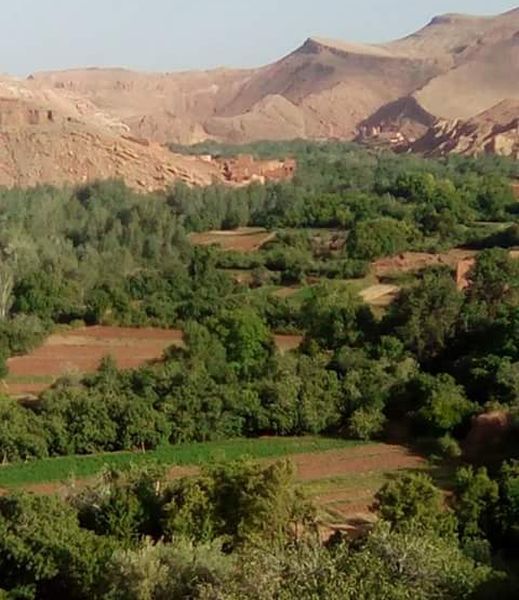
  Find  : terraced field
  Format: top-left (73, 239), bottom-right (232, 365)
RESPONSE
top-left (0, 438), bottom-right (428, 534)
top-left (5, 326), bottom-right (184, 397)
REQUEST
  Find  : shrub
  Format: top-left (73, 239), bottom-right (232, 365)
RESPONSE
top-left (438, 434), bottom-right (462, 459)
top-left (348, 406), bottom-right (386, 441)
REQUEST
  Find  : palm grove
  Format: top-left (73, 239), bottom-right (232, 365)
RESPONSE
top-left (0, 141), bottom-right (517, 598)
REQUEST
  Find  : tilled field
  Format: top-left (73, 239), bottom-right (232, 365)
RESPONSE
top-left (5, 326), bottom-right (303, 396)
top-left (10, 442), bottom-right (427, 532)
top-left (6, 326), bottom-right (184, 396)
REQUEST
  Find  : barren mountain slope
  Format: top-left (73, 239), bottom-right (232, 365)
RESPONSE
top-left (388, 10), bottom-right (519, 64)
top-left (0, 77), bottom-right (223, 190)
top-left (29, 33), bottom-right (445, 144)
top-left (358, 9), bottom-right (519, 150)
top-left (23, 7), bottom-right (519, 155)
top-left (415, 35), bottom-right (519, 119)
top-left (30, 67), bottom-right (253, 144)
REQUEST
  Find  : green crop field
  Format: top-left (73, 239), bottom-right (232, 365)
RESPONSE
top-left (0, 436), bottom-right (361, 489)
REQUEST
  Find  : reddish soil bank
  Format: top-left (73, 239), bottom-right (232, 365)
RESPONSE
top-left (373, 249), bottom-right (477, 277)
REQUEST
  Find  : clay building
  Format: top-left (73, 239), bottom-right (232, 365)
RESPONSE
top-left (219, 154), bottom-right (296, 184)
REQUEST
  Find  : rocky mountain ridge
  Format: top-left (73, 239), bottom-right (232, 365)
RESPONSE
top-left (29, 7), bottom-right (519, 159)
top-left (0, 8), bottom-right (517, 192)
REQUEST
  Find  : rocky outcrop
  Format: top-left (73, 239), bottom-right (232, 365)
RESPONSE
top-left (0, 5), bottom-right (512, 190)
top-left (411, 101), bottom-right (519, 159)
top-left (355, 97), bottom-right (437, 148)
top-left (0, 79), bottom-right (224, 191)
top-left (0, 124), bottom-right (223, 191)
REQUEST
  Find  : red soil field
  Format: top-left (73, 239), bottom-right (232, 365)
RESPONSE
top-left (292, 444), bottom-right (425, 482)
top-left (4, 327), bottom-right (303, 397)
top-left (373, 249), bottom-right (478, 277)
top-left (274, 334), bottom-right (303, 352)
top-left (294, 444), bottom-right (426, 533)
top-left (17, 442), bottom-right (423, 492)
top-left (6, 326), bottom-right (184, 396)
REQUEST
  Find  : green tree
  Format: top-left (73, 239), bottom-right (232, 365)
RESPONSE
top-left (74, 466), bottom-right (165, 544)
top-left (384, 269), bottom-right (463, 362)
top-left (341, 522), bottom-right (498, 600)
top-left (374, 472), bottom-right (455, 536)
top-left (212, 308), bottom-right (274, 379)
top-left (412, 373), bottom-right (475, 434)
top-left (466, 249), bottom-right (519, 319)
top-left (163, 460), bottom-right (313, 547)
top-left (453, 466), bottom-right (499, 540)
top-left (105, 538), bottom-right (233, 600)
top-left (347, 217), bottom-right (420, 260)
top-left (348, 406), bottom-right (386, 441)
top-left (0, 492), bottom-right (115, 599)
top-left (0, 399), bottom-right (48, 463)
top-left (301, 282), bottom-right (373, 350)
top-left (495, 461), bottom-right (519, 548)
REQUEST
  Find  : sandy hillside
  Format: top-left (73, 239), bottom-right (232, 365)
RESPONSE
top-left (28, 8), bottom-right (518, 157)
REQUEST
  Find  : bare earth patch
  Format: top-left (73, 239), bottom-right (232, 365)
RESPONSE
top-left (370, 250), bottom-right (518, 303)
top-left (359, 284), bottom-right (400, 307)
top-left (373, 249), bottom-right (477, 278)
top-left (6, 326), bottom-right (184, 396)
top-left (293, 443), bottom-right (425, 482)
top-left (189, 228), bottom-right (275, 252)
top-left (14, 443), bottom-right (426, 520)
top-left (274, 334), bottom-right (304, 353)
top-left (293, 444), bottom-right (426, 535)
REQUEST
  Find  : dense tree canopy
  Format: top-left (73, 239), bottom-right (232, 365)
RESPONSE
top-left (0, 141), bottom-right (517, 598)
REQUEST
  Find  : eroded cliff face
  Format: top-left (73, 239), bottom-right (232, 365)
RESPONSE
top-left (0, 78), bottom-right (301, 191)
top-left (0, 77), bottom-right (227, 190)
top-left (409, 101), bottom-right (519, 159)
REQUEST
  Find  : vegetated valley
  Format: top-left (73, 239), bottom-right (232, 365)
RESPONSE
top-left (0, 141), bottom-right (518, 598)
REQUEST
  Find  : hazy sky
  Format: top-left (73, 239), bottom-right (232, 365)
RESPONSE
top-left (1, 0), bottom-right (517, 75)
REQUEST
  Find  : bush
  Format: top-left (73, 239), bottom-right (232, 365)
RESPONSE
top-left (0, 314), bottom-right (48, 356)
top-left (409, 373), bottom-right (476, 435)
top-left (347, 218), bottom-right (421, 260)
top-left (438, 434), bottom-right (462, 459)
top-left (374, 472), bottom-right (457, 536)
top-left (348, 406), bottom-right (386, 441)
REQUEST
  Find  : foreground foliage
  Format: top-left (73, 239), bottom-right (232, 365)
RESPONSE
top-left (0, 460), bottom-right (515, 599)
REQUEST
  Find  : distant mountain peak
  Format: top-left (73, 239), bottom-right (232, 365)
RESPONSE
top-left (302, 36), bottom-right (394, 58)
top-left (429, 13), bottom-right (487, 25)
